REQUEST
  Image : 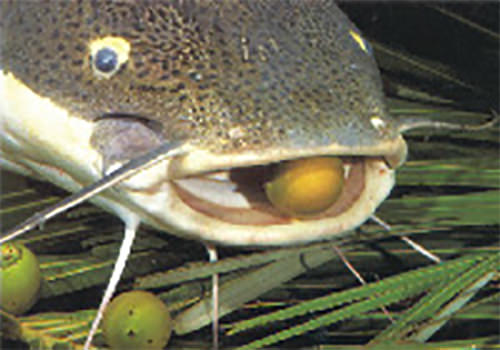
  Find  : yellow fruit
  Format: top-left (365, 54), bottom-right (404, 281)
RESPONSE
top-left (102, 290), bottom-right (172, 350)
top-left (0, 242), bottom-right (41, 315)
top-left (265, 157), bottom-right (344, 217)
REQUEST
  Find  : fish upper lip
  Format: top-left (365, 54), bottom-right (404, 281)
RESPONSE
top-left (94, 112), bottom-right (407, 177)
top-left (168, 135), bottom-right (407, 179)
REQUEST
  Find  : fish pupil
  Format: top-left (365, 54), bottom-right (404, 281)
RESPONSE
top-left (94, 47), bottom-right (118, 73)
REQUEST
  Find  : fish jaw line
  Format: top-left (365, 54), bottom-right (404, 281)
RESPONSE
top-left (136, 135), bottom-right (406, 246)
top-left (155, 156), bottom-right (396, 246)
top-left (1, 69), bottom-right (402, 246)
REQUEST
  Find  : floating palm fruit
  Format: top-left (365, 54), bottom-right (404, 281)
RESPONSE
top-left (265, 157), bottom-right (344, 217)
top-left (102, 290), bottom-right (172, 350)
top-left (0, 242), bottom-right (41, 315)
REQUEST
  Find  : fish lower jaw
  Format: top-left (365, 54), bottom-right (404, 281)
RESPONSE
top-left (146, 156), bottom-right (395, 246)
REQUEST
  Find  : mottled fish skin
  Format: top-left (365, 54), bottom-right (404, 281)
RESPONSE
top-left (1, 0), bottom-right (397, 157)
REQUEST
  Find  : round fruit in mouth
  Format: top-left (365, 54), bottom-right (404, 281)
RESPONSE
top-left (264, 157), bottom-right (345, 217)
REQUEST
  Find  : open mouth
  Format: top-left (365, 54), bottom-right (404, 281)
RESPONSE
top-left (173, 156), bottom-right (368, 226)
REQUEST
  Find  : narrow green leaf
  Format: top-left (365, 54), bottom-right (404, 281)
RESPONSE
top-left (411, 271), bottom-right (496, 342)
top-left (371, 253), bottom-right (499, 343)
top-left (228, 253), bottom-right (485, 336)
top-left (17, 310), bottom-right (100, 350)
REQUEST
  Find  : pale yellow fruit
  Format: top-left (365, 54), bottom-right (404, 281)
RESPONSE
top-left (265, 157), bottom-right (344, 217)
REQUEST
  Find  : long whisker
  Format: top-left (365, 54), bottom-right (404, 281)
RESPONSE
top-left (370, 215), bottom-right (441, 264)
top-left (332, 245), bottom-right (395, 323)
top-left (397, 110), bottom-right (498, 133)
top-left (400, 236), bottom-right (441, 264)
top-left (84, 217), bottom-right (140, 350)
top-left (205, 244), bottom-right (219, 350)
top-left (0, 142), bottom-right (187, 244)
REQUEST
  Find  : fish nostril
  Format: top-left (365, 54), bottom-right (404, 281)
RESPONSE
top-left (97, 113), bottom-right (164, 134)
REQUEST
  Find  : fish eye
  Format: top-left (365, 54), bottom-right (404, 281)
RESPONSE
top-left (94, 47), bottom-right (119, 73)
top-left (88, 36), bottom-right (131, 79)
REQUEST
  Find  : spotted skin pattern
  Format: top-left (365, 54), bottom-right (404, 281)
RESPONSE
top-left (2, 0), bottom-right (397, 160)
